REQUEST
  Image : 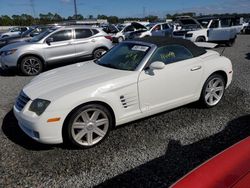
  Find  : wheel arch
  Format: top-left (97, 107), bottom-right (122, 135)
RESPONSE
top-left (196, 35), bottom-right (206, 42)
top-left (62, 100), bottom-right (116, 135)
top-left (93, 46), bottom-right (109, 53)
top-left (199, 70), bottom-right (228, 98)
top-left (17, 53), bottom-right (46, 69)
top-left (208, 70), bottom-right (228, 86)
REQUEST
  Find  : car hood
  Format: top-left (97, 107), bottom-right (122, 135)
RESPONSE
top-left (0, 35), bottom-right (20, 41)
top-left (23, 61), bottom-right (136, 100)
top-left (0, 40), bottom-right (33, 51)
top-left (131, 22), bottom-right (147, 30)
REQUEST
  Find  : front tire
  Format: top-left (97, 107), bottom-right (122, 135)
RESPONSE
top-left (65, 104), bottom-right (113, 148)
top-left (118, 36), bottom-right (124, 43)
top-left (200, 74), bottom-right (225, 108)
top-left (195, 36), bottom-right (206, 42)
top-left (20, 56), bottom-right (43, 76)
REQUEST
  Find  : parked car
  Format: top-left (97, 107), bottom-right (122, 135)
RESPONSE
top-left (112, 22), bottom-right (148, 43)
top-left (130, 22), bottom-right (173, 38)
top-left (0, 26), bottom-right (29, 38)
top-left (173, 17), bottom-right (203, 37)
top-left (13, 37), bottom-right (233, 148)
top-left (0, 26), bottom-right (113, 75)
top-left (171, 137), bottom-right (250, 188)
top-left (183, 17), bottom-right (238, 46)
top-left (0, 26), bottom-right (48, 49)
top-left (244, 24), bottom-right (250, 34)
top-left (241, 22), bottom-right (249, 33)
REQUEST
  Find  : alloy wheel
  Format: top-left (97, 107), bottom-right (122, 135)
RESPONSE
top-left (205, 77), bottom-right (225, 106)
top-left (71, 108), bottom-right (109, 146)
top-left (22, 57), bottom-right (42, 75)
top-left (94, 49), bottom-right (107, 59)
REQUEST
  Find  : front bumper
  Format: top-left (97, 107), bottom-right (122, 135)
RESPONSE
top-left (0, 54), bottom-right (18, 70)
top-left (13, 103), bottom-right (67, 144)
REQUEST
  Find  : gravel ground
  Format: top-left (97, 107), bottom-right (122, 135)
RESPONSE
top-left (1, 35), bottom-right (250, 188)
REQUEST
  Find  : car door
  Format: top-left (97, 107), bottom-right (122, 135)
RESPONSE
top-left (72, 28), bottom-right (95, 58)
top-left (44, 29), bottom-right (75, 63)
top-left (162, 23), bottom-right (172, 37)
top-left (138, 45), bottom-right (203, 113)
top-left (208, 20), bottom-right (229, 41)
top-left (151, 24), bottom-right (163, 36)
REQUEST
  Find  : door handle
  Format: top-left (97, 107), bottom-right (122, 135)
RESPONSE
top-left (91, 39), bottom-right (96, 42)
top-left (191, 66), bottom-right (202, 71)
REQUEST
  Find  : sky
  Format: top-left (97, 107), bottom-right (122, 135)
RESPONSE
top-left (0, 0), bottom-right (249, 18)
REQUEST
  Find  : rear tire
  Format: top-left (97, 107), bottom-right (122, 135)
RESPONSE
top-left (226, 38), bottom-right (236, 47)
top-left (199, 74), bottom-right (225, 108)
top-left (64, 104), bottom-right (113, 149)
top-left (20, 56), bottom-right (43, 76)
top-left (93, 48), bottom-right (108, 59)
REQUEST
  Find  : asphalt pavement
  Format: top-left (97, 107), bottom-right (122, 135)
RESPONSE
top-left (1, 35), bottom-right (250, 188)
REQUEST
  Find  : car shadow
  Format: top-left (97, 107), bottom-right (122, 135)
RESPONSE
top-left (246, 53), bottom-right (250, 60)
top-left (96, 115), bottom-right (250, 188)
top-left (0, 68), bottom-right (19, 77)
top-left (1, 110), bottom-right (61, 150)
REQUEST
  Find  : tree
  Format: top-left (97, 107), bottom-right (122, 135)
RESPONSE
top-left (0, 15), bottom-right (13, 25)
top-left (108, 16), bottom-right (119, 24)
top-left (145, 15), bottom-right (158, 22)
top-left (54, 13), bottom-right (63, 22)
top-left (97, 14), bottom-right (108, 19)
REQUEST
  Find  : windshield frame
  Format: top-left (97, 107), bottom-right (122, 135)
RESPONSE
top-left (197, 19), bottom-right (212, 28)
top-left (30, 28), bottom-right (57, 43)
top-left (96, 41), bottom-right (157, 72)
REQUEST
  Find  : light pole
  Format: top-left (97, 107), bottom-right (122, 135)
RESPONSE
top-left (74, 0), bottom-right (78, 20)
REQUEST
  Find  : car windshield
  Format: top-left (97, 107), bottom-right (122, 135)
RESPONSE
top-left (146, 24), bottom-right (156, 30)
top-left (21, 28), bottom-right (34, 36)
top-left (30, 28), bottom-right (57, 42)
top-left (96, 43), bottom-right (150, 71)
top-left (179, 19), bottom-right (197, 25)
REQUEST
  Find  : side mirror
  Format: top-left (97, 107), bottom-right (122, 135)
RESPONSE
top-left (46, 37), bottom-right (53, 45)
top-left (149, 61), bottom-right (165, 70)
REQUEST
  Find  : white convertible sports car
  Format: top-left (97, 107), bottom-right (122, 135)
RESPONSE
top-left (14, 37), bottom-right (233, 148)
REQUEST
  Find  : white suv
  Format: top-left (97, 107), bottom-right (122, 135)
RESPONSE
top-left (133, 23), bottom-right (173, 38)
top-left (185, 18), bottom-right (238, 46)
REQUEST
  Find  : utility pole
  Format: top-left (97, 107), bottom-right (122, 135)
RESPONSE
top-left (143, 6), bottom-right (146, 18)
top-left (74, 0), bottom-right (78, 20)
top-left (30, 0), bottom-right (36, 18)
top-left (30, 0), bottom-right (36, 24)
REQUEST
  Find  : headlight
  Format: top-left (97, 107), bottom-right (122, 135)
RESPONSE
top-left (29, 99), bottom-right (50, 116)
top-left (2, 49), bottom-right (17, 56)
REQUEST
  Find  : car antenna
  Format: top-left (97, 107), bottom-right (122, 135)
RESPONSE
top-left (220, 46), bottom-right (226, 56)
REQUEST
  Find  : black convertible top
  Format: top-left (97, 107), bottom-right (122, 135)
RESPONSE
top-left (131, 36), bottom-right (206, 57)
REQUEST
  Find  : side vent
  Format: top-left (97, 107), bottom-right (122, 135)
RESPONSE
top-left (120, 95), bottom-right (137, 109)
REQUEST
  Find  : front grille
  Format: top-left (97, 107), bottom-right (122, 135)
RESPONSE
top-left (15, 91), bottom-right (30, 111)
top-left (173, 31), bottom-right (188, 36)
